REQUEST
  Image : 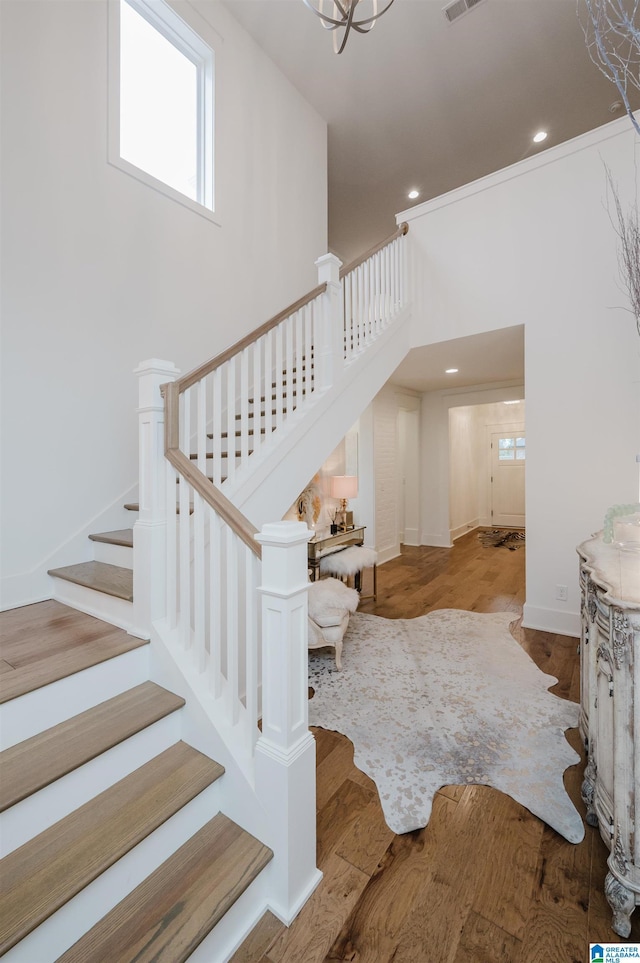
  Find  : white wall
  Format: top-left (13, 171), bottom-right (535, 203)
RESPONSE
top-left (0, 0), bottom-right (327, 606)
top-left (364, 385), bottom-right (421, 564)
top-left (401, 116), bottom-right (640, 635)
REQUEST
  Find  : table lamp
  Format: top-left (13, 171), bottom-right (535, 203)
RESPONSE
top-left (330, 475), bottom-right (358, 531)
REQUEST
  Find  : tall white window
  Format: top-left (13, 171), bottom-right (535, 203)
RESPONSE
top-left (110, 0), bottom-right (215, 217)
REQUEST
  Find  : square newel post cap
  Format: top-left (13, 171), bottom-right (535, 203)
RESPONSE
top-left (255, 521), bottom-right (313, 548)
top-left (134, 359), bottom-right (181, 379)
top-left (256, 522), bottom-right (312, 595)
top-left (315, 253), bottom-right (343, 286)
top-left (134, 360), bottom-right (181, 410)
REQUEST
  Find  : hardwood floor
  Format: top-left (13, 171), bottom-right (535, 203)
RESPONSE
top-left (233, 531), bottom-right (640, 962)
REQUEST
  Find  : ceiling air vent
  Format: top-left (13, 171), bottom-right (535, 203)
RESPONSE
top-left (443, 0), bottom-right (486, 23)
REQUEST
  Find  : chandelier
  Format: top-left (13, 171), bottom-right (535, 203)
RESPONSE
top-left (303, 0), bottom-right (396, 54)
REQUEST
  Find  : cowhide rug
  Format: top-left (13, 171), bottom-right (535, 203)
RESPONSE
top-left (308, 609), bottom-right (584, 843)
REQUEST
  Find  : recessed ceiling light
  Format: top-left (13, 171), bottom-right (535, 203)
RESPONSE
top-left (503, 400), bottom-right (520, 405)
top-left (445, 368), bottom-right (458, 374)
top-left (408, 189), bottom-right (420, 200)
top-left (533, 131), bottom-right (548, 144)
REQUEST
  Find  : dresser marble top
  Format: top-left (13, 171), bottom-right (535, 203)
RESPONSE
top-left (578, 532), bottom-right (640, 607)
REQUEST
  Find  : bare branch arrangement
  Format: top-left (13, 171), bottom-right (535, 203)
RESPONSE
top-left (606, 167), bottom-right (640, 335)
top-left (579, 0), bottom-right (640, 135)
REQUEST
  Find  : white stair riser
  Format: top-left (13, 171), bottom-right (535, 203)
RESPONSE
top-left (183, 868), bottom-right (273, 963)
top-left (0, 712), bottom-right (183, 857)
top-left (0, 781), bottom-right (222, 963)
top-left (91, 541), bottom-right (133, 568)
top-left (0, 646), bottom-right (150, 749)
top-left (50, 577), bottom-right (134, 634)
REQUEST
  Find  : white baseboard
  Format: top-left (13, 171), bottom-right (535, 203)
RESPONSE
top-left (420, 533), bottom-right (453, 548)
top-left (450, 519), bottom-right (481, 542)
top-left (377, 545), bottom-right (401, 564)
top-left (402, 527), bottom-right (420, 546)
top-left (521, 603), bottom-right (580, 639)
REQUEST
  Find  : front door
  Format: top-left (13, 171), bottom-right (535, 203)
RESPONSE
top-left (490, 431), bottom-right (525, 528)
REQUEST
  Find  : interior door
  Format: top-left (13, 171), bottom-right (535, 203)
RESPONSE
top-left (490, 430), bottom-right (525, 528)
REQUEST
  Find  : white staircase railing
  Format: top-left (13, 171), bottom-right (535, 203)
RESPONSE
top-left (133, 222), bottom-right (409, 924)
top-left (341, 223), bottom-right (407, 363)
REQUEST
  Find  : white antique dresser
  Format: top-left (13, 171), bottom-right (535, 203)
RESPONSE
top-left (578, 533), bottom-right (640, 937)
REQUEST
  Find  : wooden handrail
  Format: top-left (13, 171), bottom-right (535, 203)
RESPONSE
top-left (339, 222), bottom-right (408, 280)
top-left (162, 382), bottom-right (261, 558)
top-left (176, 282), bottom-right (327, 394)
top-left (167, 448), bottom-right (262, 559)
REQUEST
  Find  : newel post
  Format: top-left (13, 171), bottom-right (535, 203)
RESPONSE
top-left (315, 252), bottom-right (343, 390)
top-left (132, 358), bottom-right (180, 639)
top-left (254, 521), bottom-right (322, 923)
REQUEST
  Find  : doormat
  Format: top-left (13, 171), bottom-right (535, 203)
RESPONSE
top-left (478, 529), bottom-right (525, 550)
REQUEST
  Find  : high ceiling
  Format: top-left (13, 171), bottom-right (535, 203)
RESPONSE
top-left (224, 0), bottom-right (638, 264)
top-left (223, 0), bottom-right (637, 394)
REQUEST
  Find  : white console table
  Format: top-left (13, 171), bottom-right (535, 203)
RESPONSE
top-left (578, 533), bottom-right (640, 937)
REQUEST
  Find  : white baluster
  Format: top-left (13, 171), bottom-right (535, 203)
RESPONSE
top-left (314, 253), bottom-right (343, 389)
top-left (357, 265), bottom-right (365, 353)
top-left (193, 489), bottom-right (205, 669)
top-left (392, 237), bottom-right (399, 311)
top-left (240, 346), bottom-right (249, 465)
top-left (226, 358), bottom-right (236, 483)
top-left (166, 457), bottom-right (177, 630)
top-left (374, 251), bottom-right (381, 337)
top-left (384, 245), bottom-right (391, 326)
top-left (245, 547), bottom-right (259, 746)
top-left (275, 324), bottom-right (283, 430)
top-left (179, 393), bottom-right (191, 650)
top-left (210, 509), bottom-right (223, 698)
top-left (365, 258), bottom-right (372, 344)
top-left (212, 367), bottom-right (222, 487)
top-left (253, 335), bottom-right (263, 455)
top-left (304, 303), bottom-right (313, 396)
top-left (285, 316), bottom-right (294, 414)
top-left (197, 378), bottom-right (207, 473)
top-left (226, 526), bottom-right (239, 723)
top-left (295, 309), bottom-right (303, 405)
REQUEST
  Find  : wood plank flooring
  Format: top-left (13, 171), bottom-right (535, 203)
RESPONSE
top-left (233, 531), bottom-right (640, 962)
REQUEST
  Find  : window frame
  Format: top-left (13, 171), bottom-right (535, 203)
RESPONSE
top-left (108, 0), bottom-right (219, 223)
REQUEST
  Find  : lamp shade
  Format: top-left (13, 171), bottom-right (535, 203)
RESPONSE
top-left (330, 475), bottom-right (358, 499)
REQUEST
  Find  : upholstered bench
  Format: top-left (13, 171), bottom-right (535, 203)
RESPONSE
top-left (319, 544), bottom-right (378, 600)
top-left (307, 577), bottom-right (359, 670)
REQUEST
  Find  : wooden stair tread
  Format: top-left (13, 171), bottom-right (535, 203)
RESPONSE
top-left (48, 562), bottom-right (133, 602)
top-left (125, 503), bottom-right (196, 514)
top-left (0, 633), bottom-right (148, 705)
top-left (88, 529), bottom-right (133, 548)
top-left (189, 451), bottom-right (249, 460)
top-left (57, 814), bottom-right (273, 963)
top-left (175, 476), bottom-right (227, 485)
top-left (0, 742), bottom-right (224, 955)
top-left (0, 682), bottom-right (185, 812)
top-left (210, 429), bottom-right (267, 439)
